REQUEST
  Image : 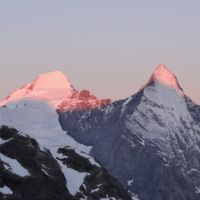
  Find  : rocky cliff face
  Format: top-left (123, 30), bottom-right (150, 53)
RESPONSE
top-left (57, 89), bottom-right (111, 112)
top-left (59, 65), bottom-right (200, 200)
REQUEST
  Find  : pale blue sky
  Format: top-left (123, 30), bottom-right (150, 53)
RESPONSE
top-left (0, 1), bottom-right (199, 103)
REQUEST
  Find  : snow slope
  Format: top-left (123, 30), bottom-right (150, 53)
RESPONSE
top-left (0, 100), bottom-right (93, 196)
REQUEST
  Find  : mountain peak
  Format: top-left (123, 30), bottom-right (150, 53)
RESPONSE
top-left (150, 64), bottom-right (176, 84)
top-left (31, 70), bottom-right (74, 91)
top-left (148, 64), bottom-right (184, 95)
top-left (0, 70), bottom-right (75, 108)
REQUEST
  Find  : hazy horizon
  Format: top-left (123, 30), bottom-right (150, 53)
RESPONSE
top-left (0, 1), bottom-right (200, 103)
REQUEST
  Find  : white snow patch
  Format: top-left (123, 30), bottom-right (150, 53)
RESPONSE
top-left (0, 153), bottom-right (29, 177)
top-left (41, 164), bottom-right (50, 176)
top-left (0, 138), bottom-right (12, 145)
top-left (100, 196), bottom-right (117, 200)
top-left (139, 140), bottom-right (145, 146)
top-left (63, 167), bottom-right (86, 195)
top-left (195, 186), bottom-right (200, 194)
top-left (132, 195), bottom-right (140, 200)
top-left (104, 104), bottom-right (114, 115)
top-left (128, 191), bottom-right (140, 200)
top-left (0, 185), bottom-right (13, 194)
top-left (49, 147), bottom-right (87, 195)
top-left (91, 187), bottom-right (100, 193)
top-left (87, 155), bottom-right (100, 167)
top-left (121, 96), bottom-right (133, 114)
top-left (127, 179), bottom-right (134, 186)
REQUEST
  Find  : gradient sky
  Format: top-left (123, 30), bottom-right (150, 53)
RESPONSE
top-left (0, 1), bottom-right (200, 103)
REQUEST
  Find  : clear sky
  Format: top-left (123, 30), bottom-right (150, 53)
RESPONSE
top-left (0, 1), bottom-right (200, 103)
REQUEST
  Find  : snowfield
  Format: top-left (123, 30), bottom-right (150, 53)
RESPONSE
top-left (0, 100), bottom-right (93, 195)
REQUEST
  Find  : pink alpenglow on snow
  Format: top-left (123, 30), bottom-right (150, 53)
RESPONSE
top-left (0, 71), bottom-right (111, 110)
top-left (148, 64), bottom-right (184, 95)
top-left (0, 71), bottom-right (75, 108)
top-left (29, 71), bottom-right (74, 91)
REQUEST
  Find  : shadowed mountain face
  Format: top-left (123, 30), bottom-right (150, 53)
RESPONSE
top-left (59, 65), bottom-right (200, 200)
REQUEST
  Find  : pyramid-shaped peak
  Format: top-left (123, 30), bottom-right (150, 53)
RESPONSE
top-left (151, 64), bottom-right (175, 80)
top-left (31, 70), bottom-right (74, 90)
top-left (148, 64), bottom-right (184, 95)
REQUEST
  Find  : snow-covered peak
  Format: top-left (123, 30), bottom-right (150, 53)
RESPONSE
top-left (132, 65), bottom-right (188, 117)
top-left (148, 64), bottom-right (183, 95)
top-left (30, 70), bottom-right (74, 91)
top-left (0, 71), bottom-right (75, 108)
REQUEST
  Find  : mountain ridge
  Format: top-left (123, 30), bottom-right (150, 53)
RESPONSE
top-left (0, 65), bottom-right (199, 109)
top-left (0, 70), bottom-right (111, 110)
